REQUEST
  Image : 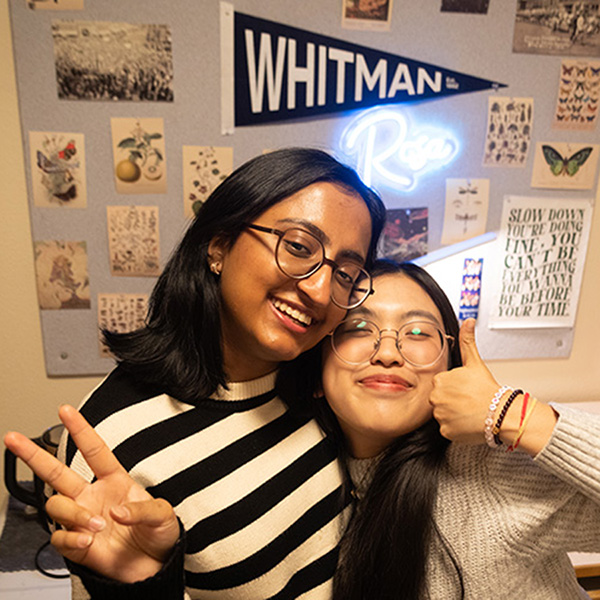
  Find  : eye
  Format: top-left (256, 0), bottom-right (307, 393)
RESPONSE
top-left (282, 239), bottom-right (313, 258)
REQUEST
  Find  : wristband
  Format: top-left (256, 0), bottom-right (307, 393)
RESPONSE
top-left (492, 389), bottom-right (523, 445)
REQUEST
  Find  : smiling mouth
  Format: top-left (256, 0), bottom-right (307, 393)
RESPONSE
top-left (272, 298), bottom-right (313, 327)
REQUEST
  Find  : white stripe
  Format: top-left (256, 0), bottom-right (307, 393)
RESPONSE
top-left (176, 417), bottom-right (326, 528)
top-left (186, 517), bottom-right (342, 600)
top-left (185, 459), bottom-right (343, 570)
top-left (69, 395), bottom-right (194, 482)
top-left (129, 398), bottom-right (287, 488)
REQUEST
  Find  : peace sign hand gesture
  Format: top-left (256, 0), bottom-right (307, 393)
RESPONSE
top-left (4, 405), bottom-right (180, 583)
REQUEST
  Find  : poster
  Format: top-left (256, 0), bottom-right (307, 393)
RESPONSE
top-left (530, 142), bottom-right (599, 190)
top-left (458, 258), bottom-right (483, 322)
top-left (441, 0), bottom-right (489, 14)
top-left (513, 2), bottom-right (600, 57)
top-left (106, 205), bottom-right (160, 277)
top-left (29, 131), bottom-right (87, 208)
top-left (182, 146), bottom-right (233, 218)
top-left (441, 178), bottom-right (489, 245)
top-left (553, 59), bottom-right (600, 131)
top-left (52, 20), bottom-right (173, 101)
top-left (34, 240), bottom-right (91, 309)
top-left (341, 0), bottom-right (393, 31)
top-left (380, 207), bottom-right (428, 261)
top-left (111, 118), bottom-right (167, 195)
top-left (483, 97), bottom-right (533, 167)
top-left (97, 293), bottom-right (149, 357)
top-left (28, 0), bottom-right (84, 10)
top-left (489, 196), bottom-right (593, 329)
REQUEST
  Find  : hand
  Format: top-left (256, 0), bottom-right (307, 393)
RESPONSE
top-left (429, 318), bottom-right (500, 444)
top-left (4, 405), bottom-right (180, 583)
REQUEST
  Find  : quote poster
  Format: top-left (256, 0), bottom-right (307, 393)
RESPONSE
top-left (489, 196), bottom-right (593, 329)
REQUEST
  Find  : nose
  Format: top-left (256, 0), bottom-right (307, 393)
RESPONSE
top-left (371, 331), bottom-right (405, 367)
top-left (296, 264), bottom-right (333, 308)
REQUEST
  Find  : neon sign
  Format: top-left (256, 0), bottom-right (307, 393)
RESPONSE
top-left (340, 107), bottom-right (459, 192)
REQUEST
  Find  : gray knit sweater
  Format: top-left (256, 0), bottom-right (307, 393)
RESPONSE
top-left (348, 403), bottom-right (600, 599)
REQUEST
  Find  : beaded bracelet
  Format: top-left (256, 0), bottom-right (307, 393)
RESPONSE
top-left (484, 385), bottom-right (511, 448)
top-left (492, 389), bottom-right (523, 445)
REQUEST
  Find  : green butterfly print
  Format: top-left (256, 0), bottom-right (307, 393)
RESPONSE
top-left (542, 145), bottom-right (593, 176)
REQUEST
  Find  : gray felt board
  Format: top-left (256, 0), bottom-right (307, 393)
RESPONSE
top-left (8, 0), bottom-right (596, 374)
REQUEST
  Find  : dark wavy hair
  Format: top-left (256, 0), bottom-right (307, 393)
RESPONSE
top-left (103, 148), bottom-right (385, 403)
top-left (278, 260), bottom-right (464, 599)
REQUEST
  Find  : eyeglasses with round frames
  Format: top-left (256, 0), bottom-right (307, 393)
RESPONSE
top-left (246, 223), bottom-right (373, 310)
top-left (330, 318), bottom-right (454, 367)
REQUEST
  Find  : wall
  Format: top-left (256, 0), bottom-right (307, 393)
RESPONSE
top-left (0, 0), bottom-right (102, 507)
top-left (1, 0), bottom-right (599, 508)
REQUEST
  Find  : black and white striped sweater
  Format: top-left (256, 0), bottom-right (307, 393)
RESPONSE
top-left (61, 366), bottom-right (350, 599)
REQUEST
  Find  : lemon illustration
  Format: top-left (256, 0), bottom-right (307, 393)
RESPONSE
top-left (116, 159), bottom-right (141, 183)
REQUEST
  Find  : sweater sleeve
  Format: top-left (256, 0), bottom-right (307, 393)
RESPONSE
top-left (533, 402), bottom-right (600, 504)
top-left (66, 521), bottom-right (186, 600)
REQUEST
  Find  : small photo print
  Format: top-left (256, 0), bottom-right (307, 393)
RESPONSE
top-left (342, 0), bottom-right (393, 31)
top-left (34, 240), bottom-right (90, 309)
top-left (183, 146), bottom-right (233, 218)
top-left (106, 205), bottom-right (160, 277)
top-left (553, 59), bottom-right (600, 131)
top-left (111, 118), bottom-right (167, 194)
top-left (380, 207), bottom-right (428, 262)
top-left (483, 97), bottom-right (533, 167)
top-left (441, 179), bottom-right (489, 246)
top-left (29, 131), bottom-right (86, 208)
top-left (441, 0), bottom-right (489, 14)
top-left (531, 142), bottom-right (599, 190)
top-left (513, 2), bottom-right (600, 57)
top-left (458, 258), bottom-right (484, 323)
top-left (97, 293), bottom-right (148, 357)
top-left (52, 20), bottom-right (173, 101)
top-left (28, 0), bottom-right (84, 10)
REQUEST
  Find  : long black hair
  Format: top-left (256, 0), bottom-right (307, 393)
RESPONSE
top-left (278, 260), bottom-right (463, 599)
top-left (103, 148), bottom-right (385, 403)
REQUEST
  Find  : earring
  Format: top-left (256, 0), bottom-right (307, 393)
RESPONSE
top-left (210, 262), bottom-right (222, 275)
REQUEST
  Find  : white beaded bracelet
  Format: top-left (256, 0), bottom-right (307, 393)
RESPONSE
top-left (484, 385), bottom-right (511, 448)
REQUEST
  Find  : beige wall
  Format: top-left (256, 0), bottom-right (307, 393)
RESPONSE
top-left (0, 0), bottom-right (102, 506)
top-left (1, 0), bottom-right (599, 506)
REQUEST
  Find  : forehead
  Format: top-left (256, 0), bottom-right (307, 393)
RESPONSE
top-left (258, 181), bottom-right (372, 255)
top-left (354, 273), bottom-right (444, 326)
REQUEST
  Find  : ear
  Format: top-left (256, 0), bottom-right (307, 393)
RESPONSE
top-left (207, 235), bottom-right (228, 272)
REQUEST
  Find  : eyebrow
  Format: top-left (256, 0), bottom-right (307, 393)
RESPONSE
top-left (276, 218), bottom-right (367, 264)
top-left (349, 306), bottom-right (443, 326)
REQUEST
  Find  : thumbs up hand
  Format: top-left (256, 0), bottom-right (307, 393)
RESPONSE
top-left (430, 318), bottom-right (501, 444)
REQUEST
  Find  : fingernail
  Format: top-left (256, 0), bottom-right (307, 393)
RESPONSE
top-left (112, 506), bottom-right (129, 519)
top-left (78, 534), bottom-right (93, 548)
top-left (88, 516), bottom-right (106, 532)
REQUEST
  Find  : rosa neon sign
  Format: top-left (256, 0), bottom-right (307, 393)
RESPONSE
top-left (340, 108), bottom-right (459, 192)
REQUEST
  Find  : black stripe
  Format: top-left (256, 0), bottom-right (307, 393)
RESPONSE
top-left (184, 487), bottom-right (345, 590)
top-left (185, 437), bottom-right (336, 553)
top-left (147, 410), bottom-right (312, 505)
top-left (66, 367), bottom-right (162, 465)
top-left (267, 546), bottom-right (340, 600)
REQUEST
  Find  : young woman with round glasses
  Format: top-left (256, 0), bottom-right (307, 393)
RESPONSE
top-left (281, 259), bottom-right (600, 600)
top-left (4, 148), bottom-right (385, 599)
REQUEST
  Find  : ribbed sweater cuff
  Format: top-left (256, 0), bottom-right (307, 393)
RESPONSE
top-left (534, 402), bottom-right (600, 499)
top-left (66, 520), bottom-right (186, 599)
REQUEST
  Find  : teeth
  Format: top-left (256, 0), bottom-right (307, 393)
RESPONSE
top-left (273, 299), bottom-right (313, 326)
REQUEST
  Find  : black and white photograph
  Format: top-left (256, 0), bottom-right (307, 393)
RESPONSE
top-left (52, 20), bottom-right (174, 101)
top-left (440, 0), bottom-right (489, 14)
top-left (513, 0), bottom-right (600, 57)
